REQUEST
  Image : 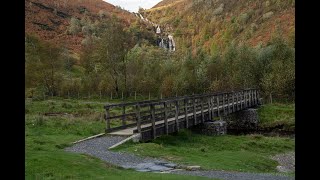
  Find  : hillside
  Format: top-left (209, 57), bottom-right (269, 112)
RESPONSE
top-left (142, 0), bottom-right (295, 55)
top-left (25, 0), bottom-right (136, 55)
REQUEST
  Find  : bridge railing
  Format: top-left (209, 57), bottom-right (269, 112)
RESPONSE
top-left (104, 89), bottom-right (261, 135)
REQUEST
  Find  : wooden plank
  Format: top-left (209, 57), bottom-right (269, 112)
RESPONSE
top-left (72, 133), bottom-right (105, 144)
top-left (136, 104), bottom-right (141, 133)
top-left (151, 104), bottom-right (156, 139)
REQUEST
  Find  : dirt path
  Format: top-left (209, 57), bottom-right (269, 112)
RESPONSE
top-left (65, 135), bottom-right (294, 180)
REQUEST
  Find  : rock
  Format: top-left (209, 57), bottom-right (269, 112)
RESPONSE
top-left (265, 1), bottom-right (270, 7)
top-left (132, 134), bottom-right (141, 143)
top-left (213, 4), bottom-right (224, 15)
top-left (262, 11), bottom-right (274, 20)
top-left (186, 165), bottom-right (201, 171)
top-left (163, 163), bottom-right (177, 168)
top-left (276, 166), bottom-right (291, 173)
top-left (149, 165), bottom-right (173, 172)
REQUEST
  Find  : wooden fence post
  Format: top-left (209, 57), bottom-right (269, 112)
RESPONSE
top-left (201, 97), bottom-right (204, 123)
top-left (232, 92), bottom-right (235, 113)
top-left (211, 96), bottom-right (214, 119)
top-left (207, 97), bottom-right (212, 120)
top-left (227, 93), bottom-right (230, 114)
top-left (151, 104), bottom-right (156, 139)
top-left (164, 101), bottom-right (169, 135)
top-left (223, 93), bottom-right (226, 116)
top-left (122, 106), bottom-right (126, 126)
top-left (136, 104), bottom-right (141, 134)
top-left (236, 92), bottom-right (239, 111)
top-left (175, 100), bottom-right (180, 132)
top-left (193, 97), bottom-right (196, 125)
top-left (217, 95), bottom-right (220, 117)
top-left (105, 108), bottom-right (110, 133)
top-left (184, 99), bottom-right (188, 128)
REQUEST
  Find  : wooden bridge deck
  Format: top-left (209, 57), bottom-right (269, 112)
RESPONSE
top-left (104, 89), bottom-right (261, 141)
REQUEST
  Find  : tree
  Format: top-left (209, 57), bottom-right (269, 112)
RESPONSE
top-left (25, 35), bottom-right (63, 96)
top-left (88, 17), bottom-right (134, 96)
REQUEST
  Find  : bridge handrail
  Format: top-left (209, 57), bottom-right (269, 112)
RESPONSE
top-left (104, 88), bottom-right (257, 109)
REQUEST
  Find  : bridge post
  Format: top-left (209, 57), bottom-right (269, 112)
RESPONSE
top-left (184, 99), bottom-right (188, 128)
top-left (240, 91), bottom-right (244, 110)
top-left (175, 100), bottom-right (180, 132)
top-left (207, 97), bottom-right (212, 120)
top-left (217, 95), bottom-right (220, 117)
top-left (122, 106), bottom-right (126, 126)
top-left (223, 93), bottom-right (226, 116)
top-left (236, 92), bottom-right (239, 111)
top-left (193, 97), bottom-right (196, 125)
top-left (244, 90), bottom-right (247, 108)
top-left (201, 97), bottom-right (204, 123)
top-left (135, 104), bottom-right (141, 134)
top-left (164, 101), bottom-right (169, 135)
top-left (151, 104), bottom-right (156, 139)
top-left (249, 90), bottom-right (252, 107)
top-left (211, 96), bottom-right (215, 119)
top-left (232, 92), bottom-right (235, 113)
top-left (105, 108), bottom-right (110, 133)
top-left (227, 93), bottom-right (230, 114)
top-left (254, 89), bottom-right (257, 105)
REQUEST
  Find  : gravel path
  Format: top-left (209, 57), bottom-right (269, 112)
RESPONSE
top-left (65, 135), bottom-right (294, 180)
top-left (65, 135), bottom-right (170, 169)
top-left (271, 152), bottom-right (295, 173)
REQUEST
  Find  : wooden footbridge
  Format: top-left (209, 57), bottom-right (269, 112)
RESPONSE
top-left (104, 89), bottom-right (261, 141)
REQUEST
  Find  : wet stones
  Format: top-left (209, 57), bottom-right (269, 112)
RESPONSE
top-left (134, 162), bottom-right (178, 172)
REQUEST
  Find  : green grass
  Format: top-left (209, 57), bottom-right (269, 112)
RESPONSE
top-left (26, 99), bottom-right (214, 180)
top-left (258, 103), bottom-right (295, 131)
top-left (113, 130), bottom-right (294, 173)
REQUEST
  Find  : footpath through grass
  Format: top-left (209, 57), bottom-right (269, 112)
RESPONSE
top-left (114, 130), bottom-right (294, 173)
top-left (26, 98), bottom-right (213, 180)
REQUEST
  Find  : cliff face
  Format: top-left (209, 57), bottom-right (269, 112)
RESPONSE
top-left (25, 0), bottom-right (136, 54)
top-left (143, 0), bottom-right (295, 54)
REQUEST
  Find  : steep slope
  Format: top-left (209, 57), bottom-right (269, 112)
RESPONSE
top-left (25, 0), bottom-right (136, 54)
top-left (142, 0), bottom-right (295, 55)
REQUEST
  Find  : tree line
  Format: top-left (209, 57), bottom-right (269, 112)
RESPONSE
top-left (25, 16), bottom-right (294, 103)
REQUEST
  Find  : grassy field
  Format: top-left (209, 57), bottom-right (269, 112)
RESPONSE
top-left (25, 98), bottom-right (213, 180)
top-left (257, 103), bottom-right (295, 131)
top-left (113, 130), bottom-right (294, 173)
